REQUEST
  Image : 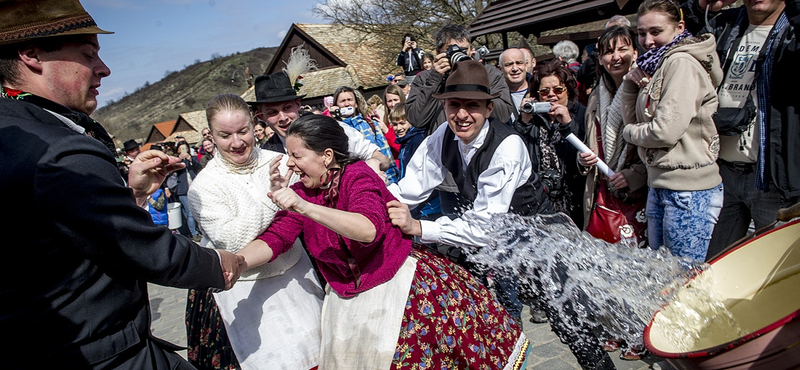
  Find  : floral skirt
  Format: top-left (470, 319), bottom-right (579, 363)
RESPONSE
top-left (393, 248), bottom-right (529, 369)
top-left (185, 289), bottom-right (241, 370)
top-left (319, 247), bottom-right (529, 369)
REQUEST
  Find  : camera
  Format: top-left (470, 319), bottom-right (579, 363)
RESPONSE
top-left (539, 168), bottom-right (564, 199)
top-left (475, 45), bottom-right (490, 60)
top-left (445, 44), bottom-right (471, 66)
top-left (332, 106), bottom-right (355, 120)
top-left (521, 101), bottom-right (552, 114)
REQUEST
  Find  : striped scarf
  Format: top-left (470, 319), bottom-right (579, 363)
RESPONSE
top-left (636, 30), bottom-right (692, 76)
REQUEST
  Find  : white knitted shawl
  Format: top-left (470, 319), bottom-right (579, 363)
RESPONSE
top-left (188, 149), bottom-right (302, 281)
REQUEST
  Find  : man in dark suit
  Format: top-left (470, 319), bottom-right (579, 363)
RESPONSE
top-left (0, 1), bottom-right (244, 368)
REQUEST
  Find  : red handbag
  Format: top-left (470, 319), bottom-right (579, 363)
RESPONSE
top-left (586, 179), bottom-right (647, 246)
top-left (585, 118), bottom-right (647, 246)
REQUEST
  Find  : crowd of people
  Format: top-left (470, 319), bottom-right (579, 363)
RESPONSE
top-left (2, 0), bottom-right (798, 369)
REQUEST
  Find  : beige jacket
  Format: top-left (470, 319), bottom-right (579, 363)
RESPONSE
top-left (580, 81), bottom-right (648, 229)
top-left (621, 34), bottom-right (723, 191)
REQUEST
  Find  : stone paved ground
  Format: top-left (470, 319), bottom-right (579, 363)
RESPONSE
top-left (148, 283), bottom-right (661, 369)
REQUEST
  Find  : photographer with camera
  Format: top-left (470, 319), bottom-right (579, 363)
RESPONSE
top-left (514, 59), bottom-right (587, 227)
top-left (396, 33), bottom-right (425, 85)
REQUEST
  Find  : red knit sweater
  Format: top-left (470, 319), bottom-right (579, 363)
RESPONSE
top-left (258, 161), bottom-right (413, 297)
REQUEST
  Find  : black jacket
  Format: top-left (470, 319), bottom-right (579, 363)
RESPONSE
top-left (683, 0), bottom-right (800, 198)
top-left (0, 97), bottom-right (224, 368)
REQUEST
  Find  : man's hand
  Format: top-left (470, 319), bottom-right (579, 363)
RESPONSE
top-left (217, 250), bottom-right (246, 290)
top-left (608, 172), bottom-right (629, 190)
top-left (699, 0), bottom-right (737, 12)
top-left (433, 52), bottom-right (451, 76)
top-left (129, 150), bottom-right (185, 203)
top-left (387, 200), bottom-right (422, 236)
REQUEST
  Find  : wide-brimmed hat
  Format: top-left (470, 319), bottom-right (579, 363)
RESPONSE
top-left (0, 0), bottom-right (113, 46)
top-left (432, 60), bottom-right (500, 100)
top-left (122, 139), bottom-right (139, 152)
top-left (247, 71), bottom-right (306, 105)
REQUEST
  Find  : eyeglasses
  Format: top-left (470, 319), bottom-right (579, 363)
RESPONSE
top-left (538, 86), bottom-right (566, 95)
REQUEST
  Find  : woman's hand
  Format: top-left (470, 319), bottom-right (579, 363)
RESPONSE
top-left (608, 172), bottom-right (629, 190)
top-left (387, 200), bottom-right (422, 236)
top-left (268, 155), bottom-right (291, 192)
top-left (625, 67), bottom-right (651, 88)
top-left (269, 187), bottom-right (308, 215)
top-left (578, 151), bottom-right (598, 168)
top-left (549, 102), bottom-right (572, 125)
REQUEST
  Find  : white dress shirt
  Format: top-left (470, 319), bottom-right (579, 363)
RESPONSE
top-left (388, 120), bottom-right (532, 248)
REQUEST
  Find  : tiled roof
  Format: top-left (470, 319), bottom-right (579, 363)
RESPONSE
top-left (292, 24), bottom-right (395, 97)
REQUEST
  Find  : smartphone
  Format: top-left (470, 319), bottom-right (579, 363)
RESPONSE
top-left (405, 36), bottom-right (411, 43)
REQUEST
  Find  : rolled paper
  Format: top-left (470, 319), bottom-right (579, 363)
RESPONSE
top-left (566, 133), bottom-right (615, 177)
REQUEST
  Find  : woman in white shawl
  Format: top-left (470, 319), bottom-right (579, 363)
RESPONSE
top-left (577, 25), bottom-right (649, 360)
top-left (186, 93), bottom-right (323, 370)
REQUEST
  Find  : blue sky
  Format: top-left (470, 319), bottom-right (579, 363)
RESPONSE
top-left (82, 0), bottom-right (323, 108)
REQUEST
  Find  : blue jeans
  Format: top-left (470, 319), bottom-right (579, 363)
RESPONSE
top-left (178, 195), bottom-right (199, 237)
top-left (706, 162), bottom-right (788, 261)
top-left (646, 184), bottom-right (724, 261)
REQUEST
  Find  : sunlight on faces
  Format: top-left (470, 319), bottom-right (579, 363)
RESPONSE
top-left (336, 91), bottom-right (356, 109)
top-left (443, 98), bottom-right (493, 144)
top-left (637, 11), bottom-right (684, 50)
top-left (599, 37), bottom-right (638, 81)
top-left (38, 35), bottom-right (110, 115)
top-left (422, 57), bottom-right (433, 70)
top-left (500, 49), bottom-right (527, 86)
top-left (202, 139), bottom-right (215, 155)
top-left (538, 75), bottom-right (569, 106)
top-left (391, 119), bottom-right (413, 138)
top-left (285, 135), bottom-right (334, 189)
top-left (254, 124), bottom-right (266, 140)
top-left (210, 110), bottom-right (254, 165)
top-left (257, 99), bottom-right (301, 138)
top-left (385, 93), bottom-right (402, 111)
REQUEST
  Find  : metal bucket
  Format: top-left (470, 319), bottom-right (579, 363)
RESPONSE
top-left (167, 202), bottom-right (182, 230)
top-left (644, 219), bottom-right (800, 369)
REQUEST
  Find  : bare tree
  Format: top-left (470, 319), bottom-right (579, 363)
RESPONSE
top-left (314, 0), bottom-right (490, 65)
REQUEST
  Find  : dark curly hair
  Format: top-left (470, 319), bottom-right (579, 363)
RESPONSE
top-left (286, 114), bottom-right (356, 167)
top-left (530, 59), bottom-right (578, 104)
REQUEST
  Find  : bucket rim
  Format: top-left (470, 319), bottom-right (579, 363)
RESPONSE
top-left (644, 219), bottom-right (800, 359)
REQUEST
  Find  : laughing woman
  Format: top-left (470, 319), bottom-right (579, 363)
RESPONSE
top-left (621, 0), bottom-right (724, 260)
top-left (186, 94), bottom-right (323, 370)
top-left (237, 114), bottom-right (530, 369)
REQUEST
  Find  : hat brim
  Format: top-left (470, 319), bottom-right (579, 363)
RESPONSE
top-left (432, 91), bottom-right (500, 100)
top-left (0, 25), bottom-right (113, 46)
top-left (247, 94), bottom-right (306, 105)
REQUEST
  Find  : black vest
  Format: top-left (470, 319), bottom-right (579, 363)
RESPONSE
top-left (441, 119), bottom-right (553, 216)
top-left (261, 134), bottom-right (286, 154)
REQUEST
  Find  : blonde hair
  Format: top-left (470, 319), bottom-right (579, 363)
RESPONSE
top-left (205, 93), bottom-right (251, 130)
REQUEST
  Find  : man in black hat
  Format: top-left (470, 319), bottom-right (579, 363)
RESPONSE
top-left (0, 0), bottom-right (244, 368)
top-left (387, 60), bottom-right (553, 322)
top-left (122, 138), bottom-right (141, 161)
top-left (249, 71), bottom-right (391, 172)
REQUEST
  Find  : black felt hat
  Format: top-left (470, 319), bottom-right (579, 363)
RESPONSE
top-left (122, 139), bottom-right (139, 151)
top-left (247, 71), bottom-right (306, 105)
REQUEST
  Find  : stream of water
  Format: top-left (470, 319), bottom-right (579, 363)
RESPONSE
top-left (461, 212), bottom-right (722, 350)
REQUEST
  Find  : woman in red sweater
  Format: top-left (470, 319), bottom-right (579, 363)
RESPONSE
top-left (237, 114), bottom-right (530, 369)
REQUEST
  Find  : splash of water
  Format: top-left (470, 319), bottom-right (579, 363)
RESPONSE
top-left (461, 212), bottom-right (707, 348)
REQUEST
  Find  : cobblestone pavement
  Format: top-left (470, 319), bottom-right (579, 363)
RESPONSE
top-left (148, 283), bottom-right (660, 369)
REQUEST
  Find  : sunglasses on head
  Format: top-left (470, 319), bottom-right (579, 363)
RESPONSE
top-left (538, 86), bottom-right (566, 95)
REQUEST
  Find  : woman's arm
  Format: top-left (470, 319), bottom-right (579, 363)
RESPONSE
top-left (236, 239), bottom-right (273, 271)
top-left (269, 187), bottom-right (376, 243)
